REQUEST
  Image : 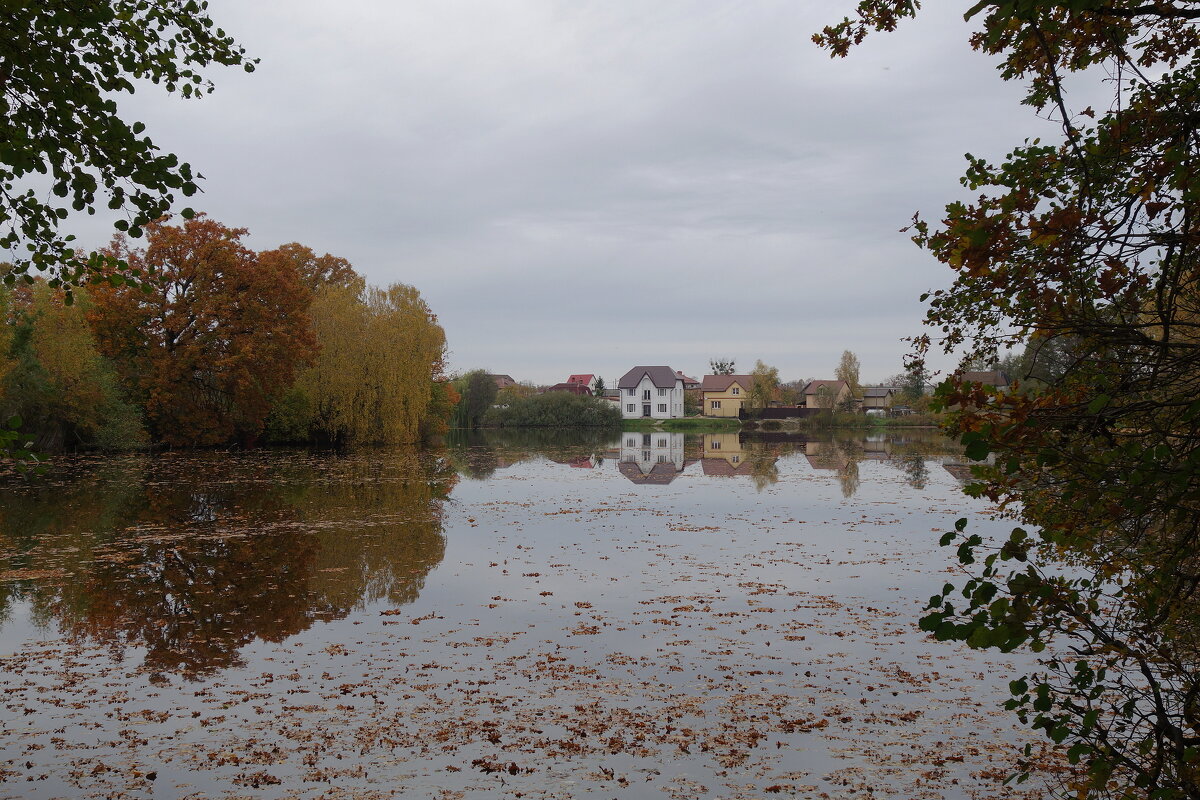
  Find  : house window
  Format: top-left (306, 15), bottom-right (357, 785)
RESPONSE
top-left (657, 455), bottom-right (668, 463)
top-left (657, 438), bottom-right (667, 448)
top-left (626, 388), bottom-right (634, 396)
top-left (731, 387), bottom-right (740, 395)
top-left (627, 404), bottom-right (635, 413)
top-left (643, 434), bottom-right (652, 446)
top-left (711, 440), bottom-right (721, 450)
top-left (657, 404), bottom-right (667, 413)
top-left (710, 400), bottom-right (721, 409)
top-left (658, 388), bottom-right (667, 397)
top-left (642, 389), bottom-right (651, 401)
top-left (627, 437), bottom-right (638, 447)
top-left (732, 455), bottom-right (740, 464)
top-left (642, 450), bottom-right (651, 461)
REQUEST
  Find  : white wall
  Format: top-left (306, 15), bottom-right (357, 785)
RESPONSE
top-left (620, 376), bottom-right (684, 418)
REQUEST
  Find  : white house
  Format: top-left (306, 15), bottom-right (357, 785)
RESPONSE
top-left (617, 365), bottom-right (685, 419)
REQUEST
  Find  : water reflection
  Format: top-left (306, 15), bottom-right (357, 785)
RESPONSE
top-left (0, 449), bottom-right (455, 679)
top-left (445, 428), bottom-right (615, 479)
top-left (446, 428), bottom-right (963, 497)
top-left (618, 432), bottom-right (688, 484)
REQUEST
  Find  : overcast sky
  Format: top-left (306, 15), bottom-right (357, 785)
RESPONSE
top-left (72, 1), bottom-right (1052, 386)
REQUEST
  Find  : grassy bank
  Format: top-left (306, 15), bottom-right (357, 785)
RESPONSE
top-left (621, 417), bottom-right (741, 433)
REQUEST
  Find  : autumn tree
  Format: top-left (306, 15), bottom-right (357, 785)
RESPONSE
top-left (452, 370), bottom-right (498, 429)
top-left (821, 3), bottom-right (1200, 795)
top-left (258, 243), bottom-right (361, 294)
top-left (834, 350), bottom-right (861, 398)
top-left (0, 2), bottom-right (254, 293)
top-left (0, 281), bottom-right (145, 451)
top-left (709, 358), bottom-right (736, 375)
top-left (289, 282), bottom-right (449, 446)
top-left (89, 216), bottom-right (316, 446)
top-left (748, 359), bottom-right (780, 409)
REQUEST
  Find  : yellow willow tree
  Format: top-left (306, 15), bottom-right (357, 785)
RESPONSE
top-left (1, 282), bottom-right (146, 451)
top-left (298, 282), bottom-right (447, 446)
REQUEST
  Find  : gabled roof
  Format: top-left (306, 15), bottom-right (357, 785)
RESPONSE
top-left (567, 374), bottom-right (594, 385)
top-left (803, 379), bottom-right (848, 394)
top-left (544, 382), bottom-right (591, 395)
top-left (701, 374), bottom-right (753, 392)
top-left (675, 371), bottom-right (701, 387)
top-left (618, 366), bottom-right (682, 389)
top-left (862, 386), bottom-right (897, 398)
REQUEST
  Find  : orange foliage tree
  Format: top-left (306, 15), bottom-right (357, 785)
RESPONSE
top-left (89, 216), bottom-right (317, 446)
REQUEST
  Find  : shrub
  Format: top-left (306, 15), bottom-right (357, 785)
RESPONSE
top-left (483, 392), bottom-right (620, 428)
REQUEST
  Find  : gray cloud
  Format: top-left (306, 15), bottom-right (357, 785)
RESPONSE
top-left (68, 1), bottom-right (1054, 385)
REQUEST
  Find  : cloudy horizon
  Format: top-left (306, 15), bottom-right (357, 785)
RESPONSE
top-left (65, 1), bottom-right (1053, 387)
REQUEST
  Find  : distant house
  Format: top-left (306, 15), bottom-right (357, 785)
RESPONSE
top-left (489, 374), bottom-right (517, 390)
top-left (802, 380), bottom-right (852, 410)
top-left (700, 374), bottom-right (753, 418)
top-left (862, 386), bottom-right (897, 411)
top-left (960, 370), bottom-right (1010, 392)
top-left (617, 366), bottom-right (685, 419)
top-left (544, 382), bottom-right (591, 395)
top-left (675, 371), bottom-right (701, 390)
top-left (566, 374), bottom-right (600, 394)
top-left (598, 392), bottom-right (622, 408)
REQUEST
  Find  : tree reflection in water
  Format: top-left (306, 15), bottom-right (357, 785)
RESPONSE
top-left (0, 448), bottom-right (455, 679)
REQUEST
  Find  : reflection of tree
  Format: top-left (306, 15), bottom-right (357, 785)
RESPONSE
top-left (898, 454), bottom-right (929, 490)
top-left (445, 428), bottom-right (617, 480)
top-left (0, 449), bottom-right (454, 679)
top-left (78, 532), bottom-right (325, 679)
top-left (293, 450), bottom-right (455, 610)
top-left (745, 442), bottom-right (781, 492)
top-left (834, 436), bottom-right (863, 498)
top-left (838, 459), bottom-right (860, 498)
top-left (444, 430), bottom-right (502, 480)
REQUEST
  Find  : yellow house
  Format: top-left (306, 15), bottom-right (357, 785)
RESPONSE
top-left (802, 379), bottom-right (852, 410)
top-left (701, 374), bottom-right (752, 417)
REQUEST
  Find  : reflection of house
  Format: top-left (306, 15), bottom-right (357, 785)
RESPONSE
top-left (862, 387), bottom-right (897, 411)
top-left (489, 374), bottom-right (517, 390)
top-left (548, 455), bottom-right (597, 469)
top-left (700, 433), bottom-right (754, 476)
top-left (804, 439), bottom-right (851, 471)
top-left (701, 374), bottom-right (752, 417)
top-left (802, 380), bottom-right (851, 409)
top-left (618, 366), bottom-right (685, 419)
top-left (618, 432), bottom-right (688, 483)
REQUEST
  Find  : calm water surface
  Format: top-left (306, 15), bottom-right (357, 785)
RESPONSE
top-left (0, 430), bottom-right (1046, 799)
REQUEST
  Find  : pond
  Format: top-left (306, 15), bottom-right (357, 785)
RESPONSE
top-left (0, 430), bottom-right (1050, 799)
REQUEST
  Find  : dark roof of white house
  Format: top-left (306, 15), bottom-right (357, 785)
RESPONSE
top-left (618, 366), bottom-right (681, 389)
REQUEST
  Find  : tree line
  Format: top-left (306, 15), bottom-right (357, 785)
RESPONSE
top-left (0, 216), bottom-right (454, 451)
top-left (822, 2), bottom-right (1200, 797)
